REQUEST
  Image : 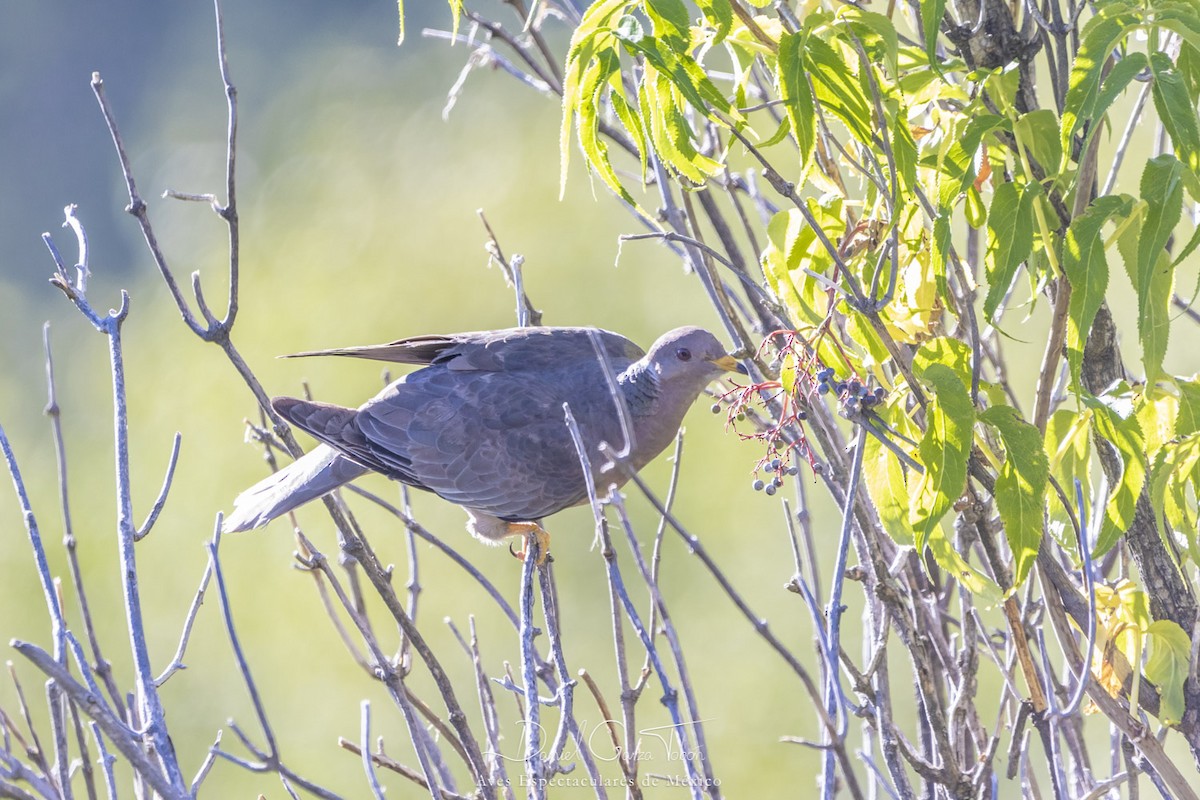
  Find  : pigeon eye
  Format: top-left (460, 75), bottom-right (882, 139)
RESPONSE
top-left (675, 347), bottom-right (692, 362)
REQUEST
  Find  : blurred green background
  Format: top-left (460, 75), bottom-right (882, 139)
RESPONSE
top-left (6, 2), bottom-right (1194, 797)
top-left (0, 2), bottom-right (848, 796)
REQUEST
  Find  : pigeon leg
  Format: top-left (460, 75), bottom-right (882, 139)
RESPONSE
top-left (505, 521), bottom-right (552, 565)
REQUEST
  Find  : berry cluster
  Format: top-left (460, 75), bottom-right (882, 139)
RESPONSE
top-left (751, 456), bottom-right (799, 496)
top-left (815, 367), bottom-right (886, 411)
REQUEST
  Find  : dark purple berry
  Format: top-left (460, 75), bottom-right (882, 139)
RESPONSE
top-left (752, 479), bottom-right (765, 491)
top-left (835, 382), bottom-right (848, 394)
top-left (818, 383), bottom-right (830, 395)
top-left (764, 484), bottom-right (777, 496)
top-left (711, 403), bottom-right (722, 414)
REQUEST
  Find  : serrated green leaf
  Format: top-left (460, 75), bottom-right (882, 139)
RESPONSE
top-left (1084, 395), bottom-right (1148, 555)
top-left (1045, 408), bottom-right (1091, 496)
top-left (576, 48), bottom-right (634, 204)
top-left (1177, 375), bottom-right (1200, 435)
top-left (1061, 8), bottom-right (1138, 160)
top-left (913, 336), bottom-right (973, 387)
top-left (805, 36), bottom-right (874, 143)
top-left (1157, 1), bottom-right (1200, 59)
top-left (910, 363), bottom-right (976, 553)
top-left (980, 405), bottom-right (1047, 587)
top-left (615, 14), bottom-right (645, 42)
top-left (931, 208), bottom-right (952, 300)
top-left (1151, 51), bottom-right (1200, 176)
top-left (1145, 619), bottom-right (1191, 725)
top-left (645, 0), bottom-right (690, 47)
top-left (927, 524), bottom-right (1004, 607)
top-left (696, 0), bottom-right (733, 44)
top-left (761, 201), bottom-right (843, 326)
top-left (1014, 109), bottom-right (1063, 180)
top-left (892, 112), bottom-right (919, 193)
top-left (1063, 195), bottom-right (1129, 387)
top-left (836, 7), bottom-right (899, 74)
top-left (1151, 429), bottom-right (1200, 562)
top-left (937, 115), bottom-right (1005, 207)
top-left (863, 413), bottom-right (916, 546)
top-left (1136, 386), bottom-right (1178, 460)
top-left (1180, 41), bottom-right (1200, 102)
top-left (609, 78), bottom-right (648, 179)
top-left (984, 182), bottom-right (1036, 321)
top-left (778, 32), bottom-right (816, 180)
top-left (1112, 157), bottom-right (1182, 386)
top-left (920, 0), bottom-right (947, 75)
top-left (560, 0), bottom-right (632, 199)
top-left (1072, 51), bottom-right (1147, 171)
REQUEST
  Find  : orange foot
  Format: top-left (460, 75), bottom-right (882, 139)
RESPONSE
top-left (506, 521), bottom-right (552, 566)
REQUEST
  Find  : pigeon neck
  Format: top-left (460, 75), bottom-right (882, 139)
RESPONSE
top-left (617, 363), bottom-right (660, 416)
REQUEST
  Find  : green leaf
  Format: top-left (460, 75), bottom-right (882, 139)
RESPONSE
top-left (560, 0), bottom-right (632, 199)
top-left (644, 0), bottom-right (690, 47)
top-left (931, 208), bottom-right (952, 300)
top-left (1149, 431), bottom-right (1200, 553)
top-left (1177, 375), bottom-right (1200, 435)
top-left (1063, 195), bottom-right (1129, 387)
top-left (926, 524), bottom-right (1004, 607)
top-left (576, 49), bottom-right (634, 203)
top-left (1084, 394), bottom-right (1148, 555)
top-left (777, 32), bottom-right (816, 181)
top-left (805, 36), bottom-right (874, 144)
top-left (910, 364), bottom-right (976, 553)
top-left (920, 0), bottom-right (947, 75)
top-left (1180, 40), bottom-right (1200, 102)
top-left (1145, 620), bottom-right (1191, 725)
top-left (615, 14), bottom-right (645, 42)
top-left (892, 112), bottom-right (919, 194)
top-left (983, 182), bottom-right (1036, 321)
top-left (1124, 155), bottom-right (1183, 385)
top-left (937, 115), bottom-right (1005, 207)
top-left (1075, 51), bottom-right (1147, 169)
top-left (1151, 50), bottom-right (1200, 177)
top-left (1014, 109), bottom-right (1063, 180)
top-left (863, 412), bottom-right (917, 546)
top-left (913, 336), bottom-right (973, 387)
top-left (1061, 7), bottom-right (1139, 160)
top-left (980, 406), bottom-right (1048, 587)
top-left (836, 7), bottom-right (899, 74)
top-left (761, 203), bottom-right (843, 326)
top-left (696, 0), bottom-right (733, 44)
top-left (1045, 408), bottom-right (1091, 497)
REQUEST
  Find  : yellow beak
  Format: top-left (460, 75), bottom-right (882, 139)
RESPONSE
top-left (709, 354), bottom-right (747, 374)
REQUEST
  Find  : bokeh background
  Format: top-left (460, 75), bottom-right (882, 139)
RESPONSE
top-left (8, 2), bottom-right (1198, 797)
top-left (0, 2), bottom-right (846, 795)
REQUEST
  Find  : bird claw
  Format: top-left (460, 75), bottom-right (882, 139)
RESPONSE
top-left (507, 522), bottom-right (552, 565)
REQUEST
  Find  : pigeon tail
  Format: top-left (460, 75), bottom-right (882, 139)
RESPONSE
top-left (222, 445), bottom-right (368, 532)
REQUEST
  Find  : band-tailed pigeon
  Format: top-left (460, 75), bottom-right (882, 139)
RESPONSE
top-left (222, 326), bottom-right (744, 554)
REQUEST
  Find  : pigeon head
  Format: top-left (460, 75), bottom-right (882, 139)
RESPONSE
top-left (643, 326), bottom-right (744, 392)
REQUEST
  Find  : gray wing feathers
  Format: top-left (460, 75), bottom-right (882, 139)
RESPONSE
top-left (238, 326), bottom-right (643, 526)
top-left (281, 327), bottom-right (643, 370)
top-left (222, 445), bottom-right (368, 532)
